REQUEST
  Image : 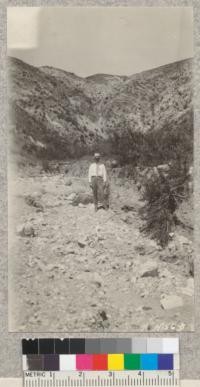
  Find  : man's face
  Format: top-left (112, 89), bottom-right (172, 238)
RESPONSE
top-left (95, 157), bottom-right (100, 162)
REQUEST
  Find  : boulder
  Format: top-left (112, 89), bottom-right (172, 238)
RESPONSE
top-left (121, 215), bottom-right (133, 224)
top-left (177, 235), bottom-right (191, 246)
top-left (65, 178), bottom-right (72, 186)
top-left (157, 164), bottom-right (170, 172)
top-left (92, 273), bottom-right (102, 287)
top-left (180, 278), bottom-right (194, 297)
top-left (66, 193), bottom-right (77, 201)
top-left (99, 310), bottom-right (108, 321)
top-left (17, 223), bottom-right (36, 237)
top-left (78, 238), bottom-right (87, 248)
top-left (111, 159), bottom-right (118, 168)
top-left (24, 194), bottom-right (44, 211)
top-left (121, 204), bottom-right (135, 212)
top-left (140, 260), bottom-right (159, 277)
top-left (160, 295), bottom-right (183, 310)
top-left (72, 192), bottom-right (93, 206)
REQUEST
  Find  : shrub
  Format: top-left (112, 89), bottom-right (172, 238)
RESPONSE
top-left (140, 162), bottom-right (190, 246)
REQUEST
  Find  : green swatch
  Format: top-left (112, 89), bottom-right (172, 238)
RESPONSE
top-left (124, 354), bottom-right (141, 370)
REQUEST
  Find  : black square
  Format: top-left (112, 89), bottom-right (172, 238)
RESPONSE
top-left (39, 339), bottom-right (54, 354)
top-left (22, 339), bottom-right (39, 355)
top-left (27, 355), bottom-right (44, 371)
top-left (69, 339), bottom-right (85, 354)
top-left (55, 339), bottom-right (69, 354)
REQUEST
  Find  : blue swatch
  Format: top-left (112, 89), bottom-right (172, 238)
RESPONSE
top-left (141, 354), bottom-right (158, 370)
top-left (158, 354), bottom-right (173, 370)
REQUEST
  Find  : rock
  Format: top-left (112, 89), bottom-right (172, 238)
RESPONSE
top-left (37, 261), bottom-right (47, 271)
top-left (121, 204), bottom-right (135, 212)
top-left (97, 255), bottom-right (107, 264)
top-left (140, 291), bottom-right (147, 298)
top-left (121, 215), bottom-right (133, 224)
top-left (112, 264), bottom-right (120, 270)
top-left (135, 306), bottom-right (143, 313)
top-left (46, 263), bottom-right (65, 272)
top-left (177, 235), bottom-right (191, 246)
top-left (160, 295), bottom-right (184, 310)
top-left (67, 249), bottom-right (76, 254)
top-left (111, 159), bottom-right (118, 168)
top-left (16, 223), bottom-right (36, 237)
top-left (78, 203), bottom-right (85, 208)
top-left (180, 278), bottom-right (194, 297)
top-left (72, 192), bottom-right (93, 206)
top-left (143, 306), bottom-right (152, 311)
top-left (99, 310), bottom-right (108, 320)
top-left (92, 273), bottom-right (102, 287)
top-left (140, 260), bottom-right (159, 277)
top-left (180, 287), bottom-right (193, 297)
top-left (66, 193), bottom-right (77, 201)
top-left (187, 278), bottom-right (194, 289)
top-left (160, 268), bottom-right (172, 278)
top-left (77, 255), bottom-right (87, 263)
top-left (65, 178), bottom-right (72, 186)
top-left (24, 194), bottom-right (44, 211)
top-left (159, 245), bottom-right (178, 263)
top-left (135, 244), bottom-right (146, 256)
top-left (53, 163), bottom-right (60, 173)
top-left (78, 238), bottom-right (87, 248)
top-left (157, 164), bottom-right (170, 172)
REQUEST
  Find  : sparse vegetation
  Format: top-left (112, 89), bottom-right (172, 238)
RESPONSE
top-left (8, 56), bottom-right (193, 246)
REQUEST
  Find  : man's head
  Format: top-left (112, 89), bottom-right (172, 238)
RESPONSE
top-left (94, 152), bottom-right (100, 161)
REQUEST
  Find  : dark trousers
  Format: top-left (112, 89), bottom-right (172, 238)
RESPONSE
top-left (91, 176), bottom-right (106, 209)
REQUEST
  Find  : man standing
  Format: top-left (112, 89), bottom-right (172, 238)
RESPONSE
top-left (88, 153), bottom-right (108, 211)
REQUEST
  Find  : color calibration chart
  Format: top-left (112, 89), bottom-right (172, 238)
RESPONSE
top-left (22, 338), bottom-right (180, 386)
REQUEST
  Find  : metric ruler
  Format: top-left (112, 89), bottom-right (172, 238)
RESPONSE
top-left (23, 370), bottom-right (180, 387)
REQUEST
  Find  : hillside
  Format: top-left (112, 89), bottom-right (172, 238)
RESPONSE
top-left (8, 58), bottom-right (194, 332)
top-left (8, 56), bottom-right (193, 161)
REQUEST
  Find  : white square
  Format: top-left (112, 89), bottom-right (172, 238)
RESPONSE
top-left (60, 355), bottom-right (76, 371)
top-left (22, 355), bottom-right (28, 371)
top-left (147, 338), bottom-right (163, 353)
top-left (173, 354), bottom-right (180, 370)
top-left (162, 338), bottom-right (179, 354)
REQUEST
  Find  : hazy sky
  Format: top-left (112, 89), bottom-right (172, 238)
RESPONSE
top-left (7, 7), bottom-right (193, 77)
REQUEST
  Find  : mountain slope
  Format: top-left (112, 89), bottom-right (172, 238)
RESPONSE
top-left (8, 56), bottom-right (193, 160)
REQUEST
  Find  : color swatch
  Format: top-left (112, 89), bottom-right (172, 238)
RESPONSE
top-left (22, 338), bottom-right (179, 372)
top-left (23, 353), bottom-right (180, 371)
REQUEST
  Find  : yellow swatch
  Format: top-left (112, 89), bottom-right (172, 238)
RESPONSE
top-left (108, 354), bottom-right (124, 370)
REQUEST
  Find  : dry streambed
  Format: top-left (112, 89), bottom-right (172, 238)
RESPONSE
top-left (9, 168), bottom-right (194, 332)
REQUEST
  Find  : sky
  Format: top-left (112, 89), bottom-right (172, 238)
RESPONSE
top-left (7, 7), bottom-right (193, 77)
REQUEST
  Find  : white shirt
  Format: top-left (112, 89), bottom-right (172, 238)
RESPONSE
top-left (88, 163), bottom-right (107, 183)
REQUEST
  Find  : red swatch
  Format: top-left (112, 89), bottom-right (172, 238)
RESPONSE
top-left (92, 354), bottom-right (108, 370)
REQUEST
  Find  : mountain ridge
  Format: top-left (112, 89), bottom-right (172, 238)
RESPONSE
top-left (8, 56), bottom-right (193, 161)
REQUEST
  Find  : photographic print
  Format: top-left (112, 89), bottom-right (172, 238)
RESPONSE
top-left (8, 7), bottom-right (194, 332)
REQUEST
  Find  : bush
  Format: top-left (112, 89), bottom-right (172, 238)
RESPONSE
top-left (140, 163), bottom-right (190, 246)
